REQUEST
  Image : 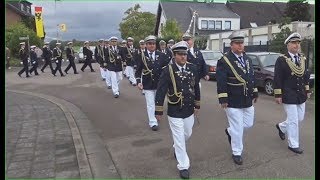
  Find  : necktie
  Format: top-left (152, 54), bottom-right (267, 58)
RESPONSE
top-left (181, 67), bottom-right (184, 73)
top-left (238, 56), bottom-right (245, 67)
top-left (149, 53), bottom-right (153, 60)
top-left (294, 55), bottom-right (300, 66)
top-left (113, 46), bottom-right (116, 52)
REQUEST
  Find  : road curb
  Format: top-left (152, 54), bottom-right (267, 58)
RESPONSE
top-left (7, 90), bottom-right (93, 178)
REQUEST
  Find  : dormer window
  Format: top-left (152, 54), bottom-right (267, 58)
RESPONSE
top-left (215, 21), bottom-right (222, 30)
top-left (201, 20), bottom-right (208, 29)
top-left (208, 20), bottom-right (215, 29)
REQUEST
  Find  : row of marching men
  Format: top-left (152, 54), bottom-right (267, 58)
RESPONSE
top-left (17, 41), bottom-right (97, 78)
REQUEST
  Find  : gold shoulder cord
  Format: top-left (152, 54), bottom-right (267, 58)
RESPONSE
top-left (222, 56), bottom-right (247, 95)
top-left (167, 64), bottom-right (183, 107)
top-left (126, 47), bottom-right (133, 59)
top-left (141, 52), bottom-right (153, 76)
top-left (108, 48), bottom-right (116, 63)
top-left (280, 55), bottom-right (305, 77)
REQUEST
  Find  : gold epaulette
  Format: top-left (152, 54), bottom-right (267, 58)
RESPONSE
top-left (274, 89), bottom-right (282, 95)
top-left (218, 93), bottom-right (228, 98)
top-left (155, 106), bottom-right (163, 111)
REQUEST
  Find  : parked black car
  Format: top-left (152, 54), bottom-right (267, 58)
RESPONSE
top-left (247, 52), bottom-right (314, 96)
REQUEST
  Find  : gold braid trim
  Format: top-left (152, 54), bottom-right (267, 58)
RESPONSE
top-left (253, 88), bottom-right (258, 92)
top-left (141, 52), bottom-right (153, 77)
top-left (222, 56), bottom-right (247, 95)
top-left (194, 100), bottom-right (200, 106)
top-left (305, 85), bottom-right (310, 91)
top-left (274, 89), bottom-right (282, 95)
top-left (108, 48), bottom-right (116, 63)
top-left (167, 64), bottom-right (183, 107)
top-left (155, 106), bottom-right (163, 111)
top-left (218, 93), bottom-right (228, 98)
top-left (280, 55), bottom-right (306, 77)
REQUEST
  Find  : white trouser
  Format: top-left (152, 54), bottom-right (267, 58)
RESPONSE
top-left (279, 103), bottom-right (305, 148)
top-left (169, 114), bottom-right (194, 170)
top-left (110, 71), bottom-right (123, 95)
top-left (127, 66), bottom-right (136, 84)
top-left (199, 82), bottom-right (201, 89)
top-left (105, 70), bottom-right (112, 87)
top-left (144, 90), bottom-right (158, 127)
top-left (225, 106), bottom-right (254, 155)
top-left (100, 67), bottom-right (106, 79)
top-left (123, 67), bottom-right (128, 76)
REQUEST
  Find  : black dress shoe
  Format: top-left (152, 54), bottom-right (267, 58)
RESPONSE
top-left (114, 94), bottom-right (119, 98)
top-left (18, 73), bottom-right (21, 77)
top-left (276, 124), bottom-right (285, 140)
top-left (81, 69), bottom-right (84, 72)
top-left (151, 125), bottom-right (158, 131)
top-left (64, 70), bottom-right (68, 74)
top-left (288, 146), bottom-right (303, 154)
top-left (61, 74), bottom-right (65, 77)
top-left (102, 78), bottom-right (106, 81)
top-left (91, 70), bottom-right (95, 72)
top-left (179, 169), bottom-right (189, 179)
top-left (232, 155), bottom-right (243, 165)
top-left (74, 72), bottom-right (79, 74)
top-left (26, 75), bottom-right (30, 78)
top-left (41, 69), bottom-right (44, 73)
top-left (174, 151), bottom-right (177, 160)
top-left (107, 86), bottom-right (112, 89)
top-left (225, 129), bottom-right (231, 145)
top-left (132, 83), bottom-right (137, 86)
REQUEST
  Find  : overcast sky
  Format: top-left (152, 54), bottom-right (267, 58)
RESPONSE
top-left (30, 1), bottom-right (159, 41)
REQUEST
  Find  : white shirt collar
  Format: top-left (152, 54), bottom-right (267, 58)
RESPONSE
top-left (231, 51), bottom-right (243, 59)
top-left (288, 51), bottom-right (299, 61)
top-left (147, 50), bottom-right (155, 59)
top-left (175, 62), bottom-right (186, 72)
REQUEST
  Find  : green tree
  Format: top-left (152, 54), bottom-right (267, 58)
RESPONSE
top-left (269, 17), bottom-right (293, 54)
top-left (5, 22), bottom-right (43, 58)
top-left (300, 38), bottom-right (314, 72)
top-left (119, 4), bottom-right (156, 45)
top-left (160, 19), bottom-right (183, 41)
top-left (194, 36), bottom-right (208, 50)
top-left (284, 0), bottom-right (311, 21)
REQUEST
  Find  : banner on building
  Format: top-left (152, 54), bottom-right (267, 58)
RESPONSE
top-left (34, 7), bottom-right (44, 38)
top-left (60, 24), bottom-right (67, 32)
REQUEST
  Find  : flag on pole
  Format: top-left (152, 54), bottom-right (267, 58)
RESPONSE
top-left (34, 7), bottom-right (44, 38)
top-left (60, 24), bottom-right (67, 32)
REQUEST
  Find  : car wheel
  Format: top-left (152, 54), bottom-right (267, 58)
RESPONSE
top-left (264, 80), bottom-right (274, 96)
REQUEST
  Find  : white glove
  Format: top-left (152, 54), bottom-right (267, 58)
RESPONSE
top-left (56, 60), bottom-right (58, 63)
top-left (42, 59), bottom-right (45, 62)
top-left (32, 61), bottom-right (36, 64)
top-left (20, 62), bottom-right (23, 65)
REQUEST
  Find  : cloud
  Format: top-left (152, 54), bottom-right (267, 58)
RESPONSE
top-left (30, 1), bottom-right (159, 41)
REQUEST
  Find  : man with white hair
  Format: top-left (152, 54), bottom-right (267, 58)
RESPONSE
top-left (274, 32), bottom-right (311, 154)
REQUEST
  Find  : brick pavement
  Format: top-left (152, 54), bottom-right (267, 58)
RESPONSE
top-left (5, 92), bottom-right (80, 178)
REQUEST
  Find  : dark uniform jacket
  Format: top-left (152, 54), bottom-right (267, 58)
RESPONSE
top-left (66, 47), bottom-right (75, 60)
top-left (53, 47), bottom-right (63, 62)
top-left (19, 47), bottom-right (28, 64)
top-left (30, 50), bottom-right (37, 65)
top-left (155, 62), bottom-right (200, 118)
top-left (135, 50), bottom-right (170, 90)
top-left (94, 45), bottom-right (105, 67)
top-left (104, 45), bottom-right (125, 72)
top-left (187, 47), bottom-right (208, 80)
top-left (42, 46), bottom-right (52, 60)
top-left (216, 50), bottom-right (258, 108)
top-left (83, 46), bottom-right (93, 60)
top-left (123, 45), bottom-right (136, 67)
top-left (159, 48), bottom-right (173, 61)
top-left (273, 53), bottom-right (310, 104)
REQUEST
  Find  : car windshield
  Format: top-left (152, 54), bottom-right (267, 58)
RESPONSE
top-left (202, 51), bottom-right (223, 61)
top-left (259, 54), bottom-right (279, 67)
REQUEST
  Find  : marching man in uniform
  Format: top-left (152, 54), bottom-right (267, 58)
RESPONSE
top-left (182, 33), bottom-right (209, 87)
top-left (104, 39), bottom-right (112, 89)
top-left (95, 39), bottom-right (106, 80)
top-left (135, 35), bottom-right (170, 131)
top-left (159, 40), bottom-right (173, 62)
top-left (18, 42), bottom-right (30, 78)
top-left (155, 41), bottom-right (200, 179)
top-left (81, 41), bottom-right (95, 72)
top-left (41, 42), bottom-right (53, 73)
top-left (52, 42), bottom-right (65, 77)
top-left (65, 42), bottom-right (78, 74)
top-left (29, 45), bottom-right (39, 76)
top-left (105, 36), bottom-right (125, 98)
top-left (274, 32), bottom-right (311, 154)
top-left (124, 37), bottom-right (137, 86)
top-left (216, 31), bottom-right (258, 165)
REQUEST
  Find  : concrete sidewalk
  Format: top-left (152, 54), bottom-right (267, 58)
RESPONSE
top-left (5, 90), bottom-right (119, 178)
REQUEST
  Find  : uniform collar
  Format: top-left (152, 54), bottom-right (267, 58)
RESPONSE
top-left (175, 62), bottom-right (186, 72)
top-left (231, 51), bottom-right (243, 59)
top-left (288, 51), bottom-right (299, 61)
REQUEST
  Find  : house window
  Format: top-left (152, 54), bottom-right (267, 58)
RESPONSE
top-left (208, 20), bottom-right (215, 29)
top-left (225, 21), bottom-right (231, 30)
top-left (201, 20), bottom-right (208, 29)
top-left (215, 21), bottom-right (222, 30)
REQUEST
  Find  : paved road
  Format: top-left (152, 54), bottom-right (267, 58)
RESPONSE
top-left (6, 92), bottom-right (80, 178)
top-left (6, 63), bottom-right (315, 178)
